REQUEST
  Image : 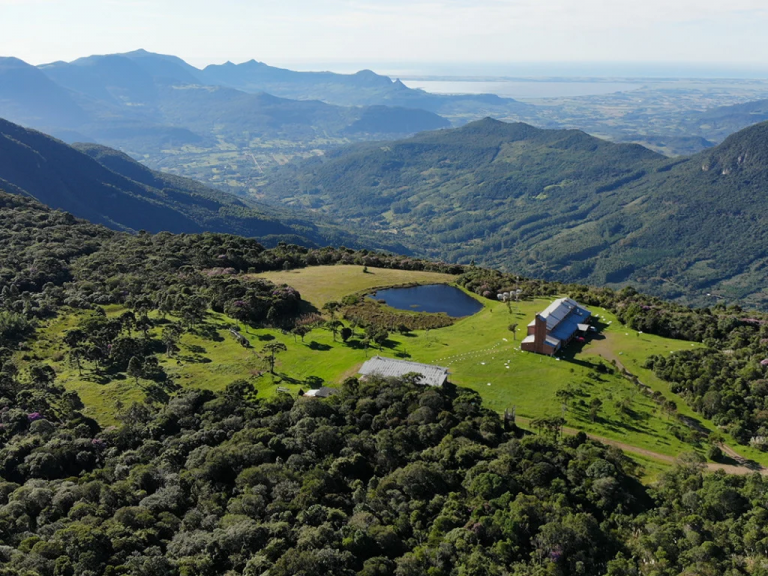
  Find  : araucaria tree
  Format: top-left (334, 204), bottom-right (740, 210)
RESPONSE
top-left (261, 341), bottom-right (287, 374)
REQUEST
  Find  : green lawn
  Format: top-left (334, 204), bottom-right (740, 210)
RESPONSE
top-left (23, 272), bottom-right (768, 471)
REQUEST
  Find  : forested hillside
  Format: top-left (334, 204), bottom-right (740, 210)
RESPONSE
top-left (5, 192), bottom-right (768, 574)
top-left (261, 118), bottom-right (768, 307)
top-left (0, 118), bottom-right (409, 251)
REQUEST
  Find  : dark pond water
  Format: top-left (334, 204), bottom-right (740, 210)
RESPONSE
top-left (368, 284), bottom-right (483, 317)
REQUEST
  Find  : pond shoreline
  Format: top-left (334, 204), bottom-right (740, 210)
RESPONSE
top-left (367, 283), bottom-right (484, 318)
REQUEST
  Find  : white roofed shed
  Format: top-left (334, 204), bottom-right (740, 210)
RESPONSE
top-left (359, 356), bottom-right (449, 387)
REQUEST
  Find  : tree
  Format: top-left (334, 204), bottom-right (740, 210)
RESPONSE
top-left (322, 301), bottom-right (341, 319)
top-left (161, 324), bottom-right (183, 357)
top-left (555, 387), bottom-right (575, 407)
top-left (340, 327), bottom-right (353, 343)
top-left (326, 320), bottom-right (343, 342)
top-left (662, 400), bottom-right (677, 419)
top-left (374, 330), bottom-right (388, 351)
top-left (63, 328), bottom-right (87, 349)
top-left (119, 310), bottom-right (136, 334)
top-left (29, 363), bottom-right (56, 389)
top-left (127, 356), bottom-right (143, 384)
top-left (292, 325), bottom-right (310, 343)
top-left (589, 398), bottom-right (603, 422)
top-left (305, 376), bottom-right (324, 390)
top-left (225, 379), bottom-right (258, 402)
top-left (68, 344), bottom-right (86, 376)
top-left (262, 342), bottom-right (287, 374)
top-left (531, 416), bottom-right (565, 438)
top-left (135, 314), bottom-right (153, 339)
top-left (62, 390), bottom-right (84, 416)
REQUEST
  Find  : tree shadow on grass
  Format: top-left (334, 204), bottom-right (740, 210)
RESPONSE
top-left (678, 414), bottom-right (710, 435)
top-left (307, 341), bottom-right (332, 351)
top-left (176, 354), bottom-right (212, 364)
top-left (273, 372), bottom-right (302, 384)
top-left (84, 371), bottom-right (112, 385)
top-left (193, 324), bottom-right (224, 342)
top-left (572, 406), bottom-right (651, 436)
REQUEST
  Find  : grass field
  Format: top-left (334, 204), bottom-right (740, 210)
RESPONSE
top-left (21, 265), bottom-right (768, 473)
top-left (252, 265), bottom-right (457, 307)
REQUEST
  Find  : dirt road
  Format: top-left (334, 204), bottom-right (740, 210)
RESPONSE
top-left (515, 416), bottom-right (765, 476)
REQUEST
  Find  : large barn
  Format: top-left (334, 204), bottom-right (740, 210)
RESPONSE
top-left (521, 297), bottom-right (591, 356)
top-left (358, 356), bottom-right (449, 387)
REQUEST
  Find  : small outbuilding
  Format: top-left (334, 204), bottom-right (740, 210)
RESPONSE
top-left (359, 356), bottom-right (449, 387)
top-left (303, 387), bottom-right (339, 398)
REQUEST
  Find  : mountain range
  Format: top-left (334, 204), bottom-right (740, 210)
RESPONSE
top-left (196, 57), bottom-right (535, 115)
top-left (0, 50), bottom-right (454, 153)
top-left (259, 117), bottom-right (768, 307)
top-left (0, 117), bottom-right (408, 251)
top-left (5, 49), bottom-right (768, 307)
top-left (5, 107), bottom-right (768, 307)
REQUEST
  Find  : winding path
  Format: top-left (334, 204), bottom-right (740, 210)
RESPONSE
top-left (515, 416), bottom-right (764, 475)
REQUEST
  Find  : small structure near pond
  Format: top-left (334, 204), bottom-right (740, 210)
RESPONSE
top-left (359, 356), bottom-right (449, 387)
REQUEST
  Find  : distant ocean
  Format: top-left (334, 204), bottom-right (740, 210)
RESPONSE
top-left (399, 79), bottom-right (642, 99)
top-left (282, 60), bottom-right (768, 81)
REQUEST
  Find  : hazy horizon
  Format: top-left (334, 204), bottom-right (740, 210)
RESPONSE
top-left (11, 51), bottom-right (768, 81)
top-left (2, 0), bottom-right (767, 76)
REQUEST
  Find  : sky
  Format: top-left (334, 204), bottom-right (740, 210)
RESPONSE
top-left (2, 0), bottom-right (768, 75)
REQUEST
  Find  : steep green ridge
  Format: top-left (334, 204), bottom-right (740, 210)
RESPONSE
top-left (0, 118), bottom-right (397, 249)
top-left (261, 118), bottom-right (768, 307)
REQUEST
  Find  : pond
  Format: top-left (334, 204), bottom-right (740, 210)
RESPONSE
top-left (368, 284), bottom-right (484, 317)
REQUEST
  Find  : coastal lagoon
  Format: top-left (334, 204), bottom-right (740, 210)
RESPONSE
top-left (400, 79), bottom-right (642, 99)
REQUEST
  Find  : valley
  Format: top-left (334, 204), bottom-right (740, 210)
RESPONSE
top-left (257, 118), bottom-right (768, 308)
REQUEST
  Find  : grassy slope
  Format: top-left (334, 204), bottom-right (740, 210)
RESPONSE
top-left (22, 266), bottom-right (768, 469)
